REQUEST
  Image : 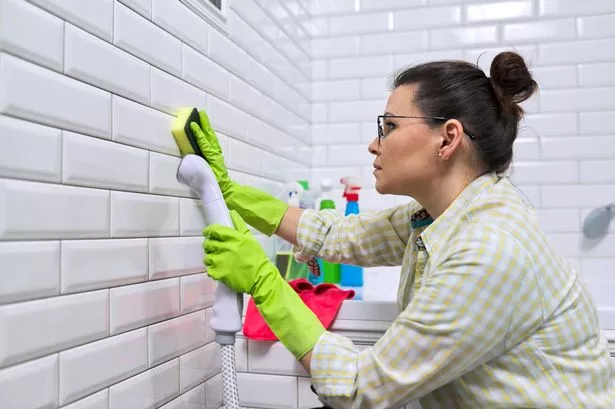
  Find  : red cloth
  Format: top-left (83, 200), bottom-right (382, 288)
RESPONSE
top-left (242, 279), bottom-right (355, 341)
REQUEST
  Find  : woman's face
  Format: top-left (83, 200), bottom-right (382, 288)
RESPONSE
top-left (368, 84), bottom-right (443, 196)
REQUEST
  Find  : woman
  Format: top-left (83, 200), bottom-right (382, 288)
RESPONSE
top-left (193, 51), bottom-right (614, 408)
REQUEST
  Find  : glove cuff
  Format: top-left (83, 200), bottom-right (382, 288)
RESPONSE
top-left (252, 270), bottom-right (326, 359)
top-left (224, 184), bottom-right (289, 236)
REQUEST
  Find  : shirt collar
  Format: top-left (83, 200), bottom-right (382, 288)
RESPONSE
top-left (417, 172), bottom-right (500, 254)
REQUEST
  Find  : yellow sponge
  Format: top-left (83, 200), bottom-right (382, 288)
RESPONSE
top-left (171, 107), bottom-right (203, 158)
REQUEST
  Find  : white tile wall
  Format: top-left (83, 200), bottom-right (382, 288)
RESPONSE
top-left (1, 0), bottom-right (614, 408)
top-left (0, 0), bottom-right (306, 407)
top-left (309, 0), bottom-right (615, 330)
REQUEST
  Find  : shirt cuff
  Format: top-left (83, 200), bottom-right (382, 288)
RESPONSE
top-left (310, 331), bottom-right (359, 398)
top-left (293, 209), bottom-right (332, 263)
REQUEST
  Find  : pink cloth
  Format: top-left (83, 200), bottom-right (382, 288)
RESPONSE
top-left (242, 279), bottom-right (355, 341)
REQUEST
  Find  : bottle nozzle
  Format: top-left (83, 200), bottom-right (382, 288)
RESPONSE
top-left (340, 176), bottom-right (361, 201)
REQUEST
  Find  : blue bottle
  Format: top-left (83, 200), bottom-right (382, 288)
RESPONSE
top-left (339, 177), bottom-right (363, 299)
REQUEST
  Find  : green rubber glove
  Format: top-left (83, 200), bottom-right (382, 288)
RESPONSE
top-left (203, 211), bottom-right (325, 359)
top-left (189, 110), bottom-right (288, 236)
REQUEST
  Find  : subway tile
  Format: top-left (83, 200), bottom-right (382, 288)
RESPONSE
top-left (148, 310), bottom-right (207, 367)
top-left (360, 30), bottom-right (428, 56)
top-left (150, 67), bottom-right (209, 116)
top-left (329, 55), bottom-right (394, 79)
top-left (64, 24), bottom-right (149, 104)
top-left (312, 79), bottom-right (361, 102)
top-left (541, 136), bottom-right (615, 160)
top-left (312, 123), bottom-right (363, 145)
top-left (536, 209), bottom-right (581, 233)
top-left (61, 389), bottom-right (109, 409)
top-left (578, 14), bottom-right (615, 39)
top-left (152, 0), bottom-right (209, 55)
top-left (204, 373), bottom-right (222, 409)
top-left (580, 111), bottom-right (615, 134)
top-left (430, 25), bottom-right (498, 49)
top-left (114, 2), bottom-right (181, 76)
top-left (329, 12), bottom-right (389, 36)
top-left (539, 38), bottom-right (615, 64)
top-left (395, 49), bottom-right (464, 68)
top-left (361, 77), bottom-right (390, 100)
top-left (328, 144), bottom-right (373, 167)
top-left (539, 0), bottom-right (615, 17)
top-left (179, 342), bottom-right (220, 393)
top-left (0, 179), bottom-right (109, 240)
top-left (311, 167), bottom-right (362, 187)
top-left (30, 0), bottom-right (113, 42)
top-left (227, 9), bottom-right (262, 59)
top-left (513, 138), bottom-right (540, 161)
top-left (299, 377), bottom-right (322, 409)
top-left (580, 160), bottom-right (615, 184)
top-left (229, 76), bottom-right (264, 118)
top-left (61, 239), bottom-right (148, 294)
top-left (519, 113), bottom-right (578, 137)
top-left (207, 95), bottom-right (249, 140)
top-left (465, 1), bottom-right (533, 22)
top-left (0, 115), bottom-right (62, 183)
top-left (549, 233), bottom-right (615, 258)
top-left (110, 191), bottom-right (180, 238)
top-left (583, 258), bottom-right (615, 307)
top-left (149, 237), bottom-right (204, 280)
top-left (579, 62), bottom-right (615, 87)
top-left (530, 65), bottom-right (577, 89)
top-left (515, 185), bottom-right (541, 208)
top-left (0, 53), bottom-right (111, 139)
top-left (0, 0), bottom-right (63, 71)
top-left (311, 59), bottom-right (328, 80)
top-left (311, 145), bottom-right (328, 167)
top-left (329, 100), bottom-right (385, 122)
top-left (0, 241), bottom-right (60, 304)
top-left (504, 19), bottom-right (575, 43)
top-left (179, 198), bottom-right (208, 236)
top-left (235, 337), bottom-right (248, 372)
top-left (248, 340), bottom-right (307, 376)
top-left (119, 0), bottom-right (152, 19)
top-left (0, 290), bottom-right (108, 368)
top-left (312, 103), bottom-right (328, 123)
top-left (150, 152), bottom-right (194, 197)
top-left (110, 278), bottom-right (180, 335)
top-left (311, 36), bottom-right (360, 59)
top-left (112, 96), bottom-right (179, 156)
top-left (59, 328), bottom-right (148, 405)
top-left (540, 88), bottom-right (615, 112)
top-left (361, 0), bottom-right (426, 11)
top-left (310, 0), bottom-right (355, 16)
top-left (160, 384), bottom-right (206, 409)
top-left (209, 28), bottom-right (249, 78)
top-left (0, 355), bottom-right (58, 409)
top-left (182, 44), bottom-right (229, 100)
top-left (237, 372), bottom-right (298, 409)
top-left (204, 308), bottom-right (215, 344)
top-left (396, 6), bottom-right (462, 30)
top-left (108, 358), bottom-right (179, 409)
top-left (180, 274), bottom-right (216, 314)
top-left (227, 137), bottom-right (264, 175)
top-left (509, 161), bottom-right (579, 184)
top-left (62, 131), bottom-right (149, 192)
top-left (542, 185), bottom-right (615, 208)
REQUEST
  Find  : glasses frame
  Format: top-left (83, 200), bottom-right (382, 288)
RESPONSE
top-left (377, 115), bottom-right (477, 146)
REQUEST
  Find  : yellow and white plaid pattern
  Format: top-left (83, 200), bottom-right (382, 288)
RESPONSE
top-left (295, 173), bottom-right (614, 409)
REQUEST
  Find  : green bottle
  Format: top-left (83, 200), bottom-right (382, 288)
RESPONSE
top-left (316, 180), bottom-right (341, 284)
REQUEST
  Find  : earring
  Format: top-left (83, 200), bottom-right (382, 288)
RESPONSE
top-left (438, 152), bottom-right (442, 157)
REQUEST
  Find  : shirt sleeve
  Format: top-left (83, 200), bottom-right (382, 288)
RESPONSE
top-left (294, 201), bottom-right (419, 267)
top-left (309, 223), bottom-right (541, 409)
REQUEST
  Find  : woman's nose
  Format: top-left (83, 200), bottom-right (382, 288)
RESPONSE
top-left (368, 137), bottom-right (379, 155)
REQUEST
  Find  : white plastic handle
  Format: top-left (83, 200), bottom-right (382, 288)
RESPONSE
top-left (176, 155), bottom-right (243, 345)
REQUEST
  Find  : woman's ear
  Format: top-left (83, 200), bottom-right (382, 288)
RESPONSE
top-left (438, 119), bottom-right (464, 160)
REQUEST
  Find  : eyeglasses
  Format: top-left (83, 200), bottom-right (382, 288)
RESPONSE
top-left (377, 115), bottom-right (477, 145)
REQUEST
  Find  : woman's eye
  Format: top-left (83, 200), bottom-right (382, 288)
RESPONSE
top-left (384, 121), bottom-right (396, 131)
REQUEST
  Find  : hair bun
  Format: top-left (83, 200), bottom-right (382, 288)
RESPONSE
top-left (489, 51), bottom-right (538, 118)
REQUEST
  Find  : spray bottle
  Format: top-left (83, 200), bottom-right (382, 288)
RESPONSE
top-left (311, 179), bottom-right (340, 285)
top-left (339, 177), bottom-right (363, 299)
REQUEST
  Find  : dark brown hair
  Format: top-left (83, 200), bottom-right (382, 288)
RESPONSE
top-left (392, 51), bottom-right (538, 174)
